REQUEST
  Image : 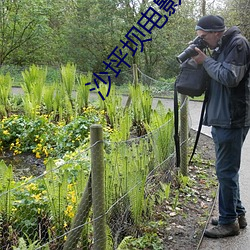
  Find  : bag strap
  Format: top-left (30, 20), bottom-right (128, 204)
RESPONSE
top-left (188, 91), bottom-right (208, 164)
top-left (174, 80), bottom-right (180, 168)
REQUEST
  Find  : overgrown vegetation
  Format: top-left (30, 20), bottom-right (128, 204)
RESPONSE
top-left (0, 59), bottom-right (218, 249)
top-left (0, 64), bottom-right (176, 249)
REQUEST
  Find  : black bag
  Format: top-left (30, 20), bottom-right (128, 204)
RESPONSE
top-left (175, 58), bottom-right (209, 97)
top-left (174, 58), bottom-right (209, 168)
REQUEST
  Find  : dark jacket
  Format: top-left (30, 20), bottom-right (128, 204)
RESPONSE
top-left (203, 26), bottom-right (250, 128)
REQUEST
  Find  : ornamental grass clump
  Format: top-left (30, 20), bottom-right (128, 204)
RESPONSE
top-left (0, 73), bottom-right (12, 117)
top-left (60, 63), bottom-right (76, 104)
top-left (76, 71), bottom-right (92, 111)
top-left (129, 83), bottom-right (153, 135)
top-left (21, 65), bottom-right (47, 118)
top-left (145, 100), bottom-right (175, 164)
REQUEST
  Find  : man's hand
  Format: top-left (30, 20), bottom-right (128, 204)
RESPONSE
top-left (192, 47), bottom-right (207, 64)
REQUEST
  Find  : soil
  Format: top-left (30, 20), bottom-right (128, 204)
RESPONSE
top-left (158, 130), bottom-right (217, 250)
top-left (0, 152), bottom-right (45, 180)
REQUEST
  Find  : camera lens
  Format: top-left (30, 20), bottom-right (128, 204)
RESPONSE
top-left (176, 45), bottom-right (198, 63)
top-left (176, 37), bottom-right (208, 64)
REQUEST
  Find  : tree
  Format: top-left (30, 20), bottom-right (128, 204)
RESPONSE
top-left (220, 0), bottom-right (250, 39)
top-left (0, 0), bottom-right (51, 65)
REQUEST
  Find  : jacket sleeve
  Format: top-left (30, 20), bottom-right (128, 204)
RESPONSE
top-left (203, 38), bottom-right (250, 87)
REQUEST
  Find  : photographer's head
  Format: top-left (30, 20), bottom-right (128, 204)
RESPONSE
top-left (195, 15), bottom-right (225, 49)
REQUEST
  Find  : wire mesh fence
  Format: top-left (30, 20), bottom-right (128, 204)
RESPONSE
top-left (0, 65), bottom-right (191, 249)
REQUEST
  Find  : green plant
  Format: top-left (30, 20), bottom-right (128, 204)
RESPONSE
top-left (157, 182), bottom-right (171, 204)
top-left (178, 173), bottom-right (191, 189)
top-left (43, 159), bottom-right (69, 221)
top-left (60, 63), bottom-right (76, 102)
top-left (150, 77), bottom-right (175, 96)
top-left (103, 85), bottom-right (123, 128)
top-left (172, 190), bottom-right (180, 210)
top-left (51, 81), bottom-right (74, 122)
top-left (145, 100), bottom-right (174, 164)
top-left (108, 108), bottom-right (132, 142)
top-left (43, 84), bottom-right (56, 114)
top-left (0, 107), bottom-right (103, 158)
top-left (13, 233), bottom-right (49, 250)
top-left (0, 161), bottom-right (15, 222)
top-left (76, 71), bottom-right (92, 111)
top-left (117, 233), bottom-right (163, 250)
top-left (12, 176), bottom-right (49, 241)
top-left (21, 65), bottom-right (47, 118)
top-left (105, 136), bottom-right (153, 233)
top-left (0, 115), bottom-right (57, 157)
top-left (129, 83), bottom-right (153, 126)
top-left (0, 161), bottom-right (17, 248)
top-left (141, 89), bottom-right (153, 124)
top-left (41, 156), bottom-right (92, 248)
top-left (0, 73), bottom-right (12, 117)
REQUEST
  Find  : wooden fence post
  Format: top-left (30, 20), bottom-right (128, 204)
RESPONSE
top-left (133, 64), bottom-right (138, 86)
top-left (91, 124), bottom-right (106, 250)
top-left (180, 94), bottom-right (188, 176)
top-left (63, 175), bottom-right (92, 250)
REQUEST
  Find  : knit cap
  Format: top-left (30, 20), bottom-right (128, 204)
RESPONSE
top-left (195, 15), bottom-right (225, 32)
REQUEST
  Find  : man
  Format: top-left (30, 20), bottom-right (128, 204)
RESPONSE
top-left (192, 15), bottom-right (250, 238)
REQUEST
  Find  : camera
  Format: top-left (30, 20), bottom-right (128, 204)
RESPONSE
top-left (176, 36), bottom-right (208, 64)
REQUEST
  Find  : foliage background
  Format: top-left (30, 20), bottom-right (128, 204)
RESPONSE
top-left (1, 0), bottom-right (249, 82)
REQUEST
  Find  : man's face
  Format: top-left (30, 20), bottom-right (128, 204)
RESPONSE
top-left (196, 30), bottom-right (222, 49)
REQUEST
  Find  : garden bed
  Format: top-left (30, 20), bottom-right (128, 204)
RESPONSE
top-left (0, 130), bottom-right (217, 250)
top-left (160, 131), bottom-right (217, 250)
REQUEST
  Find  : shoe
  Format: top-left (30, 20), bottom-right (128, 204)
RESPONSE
top-left (204, 222), bottom-right (240, 238)
top-left (211, 214), bottom-right (247, 229)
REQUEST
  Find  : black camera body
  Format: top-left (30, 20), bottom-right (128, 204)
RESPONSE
top-left (177, 36), bottom-right (208, 64)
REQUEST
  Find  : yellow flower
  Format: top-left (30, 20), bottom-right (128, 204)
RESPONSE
top-left (3, 130), bottom-right (9, 135)
top-left (100, 110), bottom-right (106, 115)
top-left (14, 149), bottom-right (22, 155)
top-left (36, 152), bottom-right (41, 159)
top-left (32, 193), bottom-right (42, 201)
top-left (12, 207), bottom-right (17, 212)
top-left (65, 205), bottom-right (74, 218)
top-left (71, 195), bottom-right (76, 204)
top-left (26, 183), bottom-right (37, 191)
top-left (43, 147), bottom-right (49, 157)
top-left (21, 176), bottom-right (32, 181)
